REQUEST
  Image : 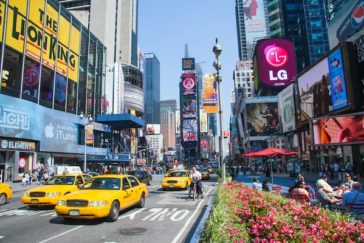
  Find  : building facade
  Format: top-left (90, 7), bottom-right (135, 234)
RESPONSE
top-left (267, 0), bottom-right (284, 37)
top-left (144, 53), bottom-right (160, 124)
top-left (233, 61), bottom-right (254, 98)
top-left (146, 134), bottom-right (163, 162)
top-left (160, 100), bottom-right (177, 149)
top-left (0, 0), bottom-right (109, 182)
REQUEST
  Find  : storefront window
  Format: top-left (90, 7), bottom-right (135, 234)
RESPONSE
top-left (67, 79), bottom-right (77, 113)
top-left (22, 57), bottom-right (40, 103)
top-left (1, 47), bottom-right (22, 97)
top-left (54, 73), bottom-right (67, 111)
top-left (40, 66), bottom-right (54, 108)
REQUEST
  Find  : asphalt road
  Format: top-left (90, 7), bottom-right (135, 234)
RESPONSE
top-left (0, 174), bottom-right (217, 243)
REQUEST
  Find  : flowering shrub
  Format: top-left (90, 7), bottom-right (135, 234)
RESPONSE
top-left (202, 182), bottom-right (364, 242)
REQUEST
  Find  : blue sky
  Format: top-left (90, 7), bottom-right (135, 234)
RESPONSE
top-left (139, 0), bottom-right (238, 130)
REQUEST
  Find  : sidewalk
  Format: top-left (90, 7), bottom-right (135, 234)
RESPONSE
top-left (8, 182), bottom-right (40, 193)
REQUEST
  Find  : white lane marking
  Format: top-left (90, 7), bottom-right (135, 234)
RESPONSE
top-left (38, 225), bottom-right (84, 243)
top-left (118, 208), bottom-right (145, 220)
top-left (0, 209), bottom-right (7, 212)
top-left (151, 185), bottom-right (159, 189)
top-left (171, 186), bottom-right (213, 243)
top-left (40, 212), bottom-right (57, 216)
top-left (0, 236), bottom-right (4, 239)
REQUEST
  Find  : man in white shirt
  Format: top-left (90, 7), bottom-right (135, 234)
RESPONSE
top-left (316, 174), bottom-right (343, 199)
top-left (190, 166), bottom-right (203, 196)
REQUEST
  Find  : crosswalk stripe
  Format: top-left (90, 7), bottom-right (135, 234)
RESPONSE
top-left (40, 212), bottom-right (56, 216)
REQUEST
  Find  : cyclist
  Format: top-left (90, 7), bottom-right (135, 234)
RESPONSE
top-left (190, 166), bottom-right (203, 198)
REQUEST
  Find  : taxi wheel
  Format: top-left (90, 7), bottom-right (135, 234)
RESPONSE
top-left (106, 201), bottom-right (119, 222)
top-left (137, 193), bottom-right (145, 208)
top-left (0, 193), bottom-right (7, 205)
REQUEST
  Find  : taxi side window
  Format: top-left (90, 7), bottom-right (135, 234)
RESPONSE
top-left (122, 178), bottom-right (131, 190)
top-left (76, 176), bottom-right (83, 185)
top-left (83, 175), bottom-right (91, 182)
top-left (128, 176), bottom-right (139, 188)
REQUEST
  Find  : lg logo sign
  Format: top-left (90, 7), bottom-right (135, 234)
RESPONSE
top-left (265, 45), bottom-right (288, 81)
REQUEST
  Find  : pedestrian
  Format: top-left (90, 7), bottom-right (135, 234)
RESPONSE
top-left (24, 171), bottom-right (30, 185)
top-left (252, 177), bottom-right (262, 191)
top-left (262, 178), bottom-right (271, 192)
top-left (43, 171), bottom-right (49, 184)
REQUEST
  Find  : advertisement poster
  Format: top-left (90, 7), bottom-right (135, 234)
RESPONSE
top-left (243, 0), bottom-right (268, 58)
top-left (200, 109), bottom-right (208, 133)
top-left (182, 96), bottom-right (197, 119)
top-left (278, 84), bottom-right (296, 133)
top-left (202, 74), bottom-right (218, 113)
top-left (85, 124), bottom-right (94, 145)
top-left (175, 110), bottom-right (181, 134)
top-left (182, 58), bottom-right (195, 71)
top-left (298, 58), bottom-right (330, 121)
top-left (182, 119), bottom-right (198, 142)
top-left (246, 103), bottom-right (279, 136)
top-left (256, 38), bottom-right (297, 88)
top-left (328, 49), bottom-right (348, 110)
top-left (146, 124), bottom-right (160, 135)
top-left (182, 73), bottom-right (196, 95)
top-left (328, 0), bottom-right (364, 48)
top-left (200, 136), bottom-right (210, 152)
top-left (312, 114), bottom-right (364, 144)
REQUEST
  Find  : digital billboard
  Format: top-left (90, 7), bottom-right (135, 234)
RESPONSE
top-left (298, 48), bottom-right (348, 121)
top-left (146, 124), bottom-right (160, 135)
top-left (182, 73), bottom-right (196, 95)
top-left (182, 58), bottom-right (195, 71)
top-left (202, 74), bottom-right (218, 113)
top-left (312, 113), bottom-right (364, 145)
top-left (246, 102), bottom-right (279, 136)
top-left (182, 96), bottom-right (197, 119)
top-left (256, 38), bottom-right (297, 88)
top-left (278, 84), bottom-right (296, 133)
top-left (354, 34), bottom-right (364, 108)
top-left (175, 110), bottom-right (181, 134)
top-left (242, 0), bottom-right (268, 58)
top-left (200, 109), bottom-right (208, 133)
top-left (182, 119), bottom-right (198, 142)
top-left (328, 0), bottom-right (364, 48)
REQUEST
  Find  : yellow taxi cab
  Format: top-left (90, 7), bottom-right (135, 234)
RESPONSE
top-left (200, 168), bottom-right (210, 180)
top-left (161, 170), bottom-right (191, 190)
top-left (0, 182), bottom-right (13, 206)
top-left (55, 175), bottom-right (148, 222)
top-left (21, 174), bottom-right (91, 206)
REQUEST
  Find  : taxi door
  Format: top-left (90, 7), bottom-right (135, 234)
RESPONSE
top-left (127, 176), bottom-right (142, 205)
top-left (120, 177), bottom-right (133, 209)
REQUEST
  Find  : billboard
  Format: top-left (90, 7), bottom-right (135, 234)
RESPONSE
top-left (298, 48), bottom-right (348, 121)
top-left (182, 73), bottom-right (196, 95)
top-left (354, 34), bottom-right (364, 108)
top-left (328, 0), bottom-right (364, 48)
top-left (312, 113), bottom-right (364, 145)
top-left (182, 119), bottom-right (198, 142)
top-left (246, 102), bottom-right (279, 136)
top-left (146, 124), bottom-right (160, 135)
top-left (200, 109), bottom-right (208, 133)
top-left (202, 74), bottom-right (218, 113)
top-left (182, 58), bottom-right (195, 71)
top-left (182, 96), bottom-right (197, 119)
top-left (200, 136), bottom-right (210, 152)
top-left (175, 110), bottom-right (181, 134)
top-left (278, 84), bottom-right (296, 133)
top-left (256, 38), bottom-right (297, 88)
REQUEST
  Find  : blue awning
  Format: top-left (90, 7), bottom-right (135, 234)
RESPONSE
top-left (96, 113), bottom-right (145, 129)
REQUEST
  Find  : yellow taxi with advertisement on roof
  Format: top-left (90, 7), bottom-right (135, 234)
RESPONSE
top-left (0, 182), bottom-right (12, 206)
top-left (55, 174), bottom-right (148, 222)
top-left (161, 170), bottom-right (191, 190)
top-left (21, 174), bottom-right (91, 207)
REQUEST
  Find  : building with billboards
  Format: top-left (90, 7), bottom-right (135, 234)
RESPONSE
top-left (0, 0), bottom-right (110, 182)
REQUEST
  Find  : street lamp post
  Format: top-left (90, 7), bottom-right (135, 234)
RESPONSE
top-left (80, 112), bottom-right (93, 173)
top-left (213, 38), bottom-right (225, 183)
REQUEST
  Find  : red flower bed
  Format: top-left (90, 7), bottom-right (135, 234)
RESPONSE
top-left (223, 182), bottom-right (364, 242)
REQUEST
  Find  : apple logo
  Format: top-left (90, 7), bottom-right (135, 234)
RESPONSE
top-left (45, 123), bottom-right (55, 138)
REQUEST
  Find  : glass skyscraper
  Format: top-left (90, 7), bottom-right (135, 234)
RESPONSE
top-left (144, 53), bottom-right (160, 124)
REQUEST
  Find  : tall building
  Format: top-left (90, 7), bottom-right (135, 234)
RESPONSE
top-left (235, 0), bottom-right (269, 60)
top-left (267, 0), bottom-right (284, 37)
top-left (144, 53), bottom-right (161, 124)
top-left (160, 100), bottom-right (177, 149)
top-left (59, 0), bottom-right (139, 66)
top-left (233, 61), bottom-right (254, 98)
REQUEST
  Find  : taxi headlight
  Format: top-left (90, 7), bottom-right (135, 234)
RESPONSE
top-left (89, 200), bottom-right (107, 207)
top-left (46, 192), bottom-right (61, 197)
top-left (57, 200), bottom-right (66, 206)
top-left (23, 192), bottom-right (30, 197)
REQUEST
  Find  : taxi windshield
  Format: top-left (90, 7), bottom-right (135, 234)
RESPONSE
top-left (168, 171), bottom-right (187, 177)
top-left (46, 176), bottom-right (75, 185)
top-left (81, 178), bottom-right (121, 190)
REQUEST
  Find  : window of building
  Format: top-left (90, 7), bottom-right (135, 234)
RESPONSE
top-left (67, 80), bottom-right (77, 113)
top-left (54, 73), bottom-right (67, 111)
top-left (1, 47), bottom-right (22, 97)
top-left (39, 66), bottom-right (54, 108)
top-left (78, 29), bottom-right (89, 115)
top-left (22, 57), bottom-right (40, 103)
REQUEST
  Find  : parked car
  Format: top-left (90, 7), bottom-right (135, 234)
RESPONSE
top-left (127, 170), bottom-right (152, 185)
top-left (21, 174), bottom-right (91, 207)
top-left (0, 182), bottom-right (12, 206)
top-left (55, 175), bottom-right (148, 222)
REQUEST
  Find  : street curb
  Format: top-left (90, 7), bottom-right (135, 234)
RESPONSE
top-left (184, 187), bottom-right (216, 243)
